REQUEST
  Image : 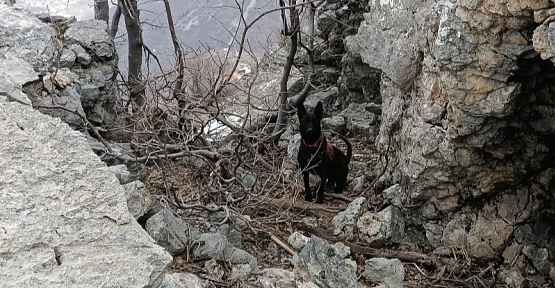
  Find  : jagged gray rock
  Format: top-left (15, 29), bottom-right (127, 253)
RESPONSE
top-left (331, 197), bottom-right (366, 239)
top-left (59, 48), bottom-right (76, 67)
top-left (295, 235), bottom-right (365, 288)
top-left (321, 115), bottom-right (347, 134)
top-left (0, 2), bottom-right (55, 70)
top-left (0, 72), bottom-right (32, 105)
top-left (341, 103), bottom-right (378, 137)
top-left (288, 232), bottom-right (310, 251)
top-left (522, 245), bottom-right (551, 275)
top-left (0, 53), bottom-right (35, 106)
top-left (256, 268), bottom-right (296, 288)
top-left (110, 164), bottom-right (132, 184)
top-left (357, 206), bottom-right (405, 246)
top-left (146, 210), bottom-right (196, 256)
top-left (193, 233), bottom-right (259, 273)
top-left (382, 184), bottom-right (402, 207)
top-left (69, 43), bottom-right (92, 65)
top-left (351, 175), bottom-right (365, 193)
top-left (215, 224), bottom-right (243, 249)
top-left (32, 85), bottom-right (86, 129)
top-left (159, 273), bottom-right (206, 288)
top-left (0, 100), bottom-right (172, 287)
top-left (304, 87), bottom-right (339, 112)
top-left (364, 258), bottom-right (404, 288)
top-left (65, 19), bottom-right (114, 59)
top-left (123, 180), bottom-right (149, 219)
top-left (286, 134), bottom-right (302, 163)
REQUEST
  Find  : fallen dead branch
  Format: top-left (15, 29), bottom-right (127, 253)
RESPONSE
top-left (254, 195), bottom-right (343, 216)
top-left (270, 235), bottom-right (296, 256)
top-left (411, 262), bottom-right (494, 286)
top-left (296, 222), bottom-right (435, 267)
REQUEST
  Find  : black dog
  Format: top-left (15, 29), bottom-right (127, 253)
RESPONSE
top-left (297, 101), bottom-right (352, 204)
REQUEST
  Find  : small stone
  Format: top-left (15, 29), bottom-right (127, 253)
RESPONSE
top-left (288, 232), bottom-right (310, 251)
top-left (332, 242), bottom-right (351, 259)
top-left (382, 184), bottom-right (402, 207)
top-left (122, 180), bottom-right (147, 219)
top-left (80, 84), bottom-right (100, 109)
top-left (42, 74), bottom-right (55, 93)
top-left (90, 68), bottom-right (106, 87)
top-left (352, 175), bottom-right (365, 193)
top-left (53, 71), bottom-right (71, 88)
top-left (236, 167), bottom-right (257, 189)
top-left (109, 164), bottom-right (132, 184)
top-left (145, 210), bottom-right (190, 256)
top-left (341, 103), bottom-right (378, 136)
top-left (59, 48), bottom-right (76, 67)
top-left (301, 216), bottom-right (318, 228)
top-left (304, 87), bottom-right (339, 112)
top-left (159, 273), bottom-right (206, 288)
top-left (69, 43), bottom-right (92, 65)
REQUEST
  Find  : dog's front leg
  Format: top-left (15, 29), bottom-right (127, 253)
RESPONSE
top-left (303, 172), bottom-right (312, 202)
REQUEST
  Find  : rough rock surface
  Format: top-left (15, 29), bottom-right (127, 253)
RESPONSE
top-left (331, 197), bottom-right (366, 239)
top-left (364, 258), bottom-right (404, 288)
top-left (256, 268), bottom-right (297, 288)
top-left (0, 100), bottom-right (172, 287)
top-left (357, 206), bottom-right (405, 246)
top-left (193, 233), bottom-right (259, 273)
top-left (288, 231), bottom-right (310, 251)
top-left (0, 2), bottom-right (55, 70)
top-left (123, 180), bottom-right (149, 219)
top-left (146, 210), bottom-right (197, 256)
top-left (1, 3), bottom-right (117, 129)
top-left (159, 273), bottom-right (206, 288)
top-left (339, 0), bottom-right (555, 283)
top-left (295, 235), bottom-right (364, 288)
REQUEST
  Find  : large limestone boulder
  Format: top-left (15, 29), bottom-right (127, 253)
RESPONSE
top-left (0, 100), bottom-right (172, 287)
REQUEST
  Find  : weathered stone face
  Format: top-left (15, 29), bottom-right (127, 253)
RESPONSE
top-left (0, 3), bottom-right (56, 71)
top-left (346, 0), bottom-right (555, 213)
top-left (0, 100), bottom-right (172, 287)
top-left (342, 0), bottom-right (555, 280)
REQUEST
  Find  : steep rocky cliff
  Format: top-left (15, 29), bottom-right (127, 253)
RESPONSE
top-left (319, 0), bottom-right (555, 285)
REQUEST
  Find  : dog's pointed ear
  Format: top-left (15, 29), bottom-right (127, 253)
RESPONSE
top-left (297, 103), bottom-right (307, 119)
top-left (315, 101), bottom-right (323, 120)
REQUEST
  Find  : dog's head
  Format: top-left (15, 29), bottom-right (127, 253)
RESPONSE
top-left (297, 101), bottom-right (323, 145)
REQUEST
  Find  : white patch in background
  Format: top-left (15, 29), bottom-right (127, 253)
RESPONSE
top-left (203, 115), bottom-right (242, 142)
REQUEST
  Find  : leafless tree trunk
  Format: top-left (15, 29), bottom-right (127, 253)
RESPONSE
top-left (94, 0), bottom-right (109, 23)
top-left (161, 0), bottom-right (188, 134)
top-left (273, 0), bottom-right (300, 136)
top-left (119, 0), bottom-right (145, 106)
top-left (289, 1), bottom-right (317, 107)
top-left (109, 5), bottom-right (122, 38)
top-left (273, 0), bottom-right (318, 137)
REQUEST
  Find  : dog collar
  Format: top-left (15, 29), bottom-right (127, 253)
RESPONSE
top-left (302, 134), bottom-right (323, 148)
top-left (302, 135), bottom-right (334, 159)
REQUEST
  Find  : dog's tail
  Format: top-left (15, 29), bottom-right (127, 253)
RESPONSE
top-left (331, 131), bottom-right (352, 164)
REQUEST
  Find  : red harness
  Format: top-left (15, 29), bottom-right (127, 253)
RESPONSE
top-left (302, 135), bottom-right (334, 159)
